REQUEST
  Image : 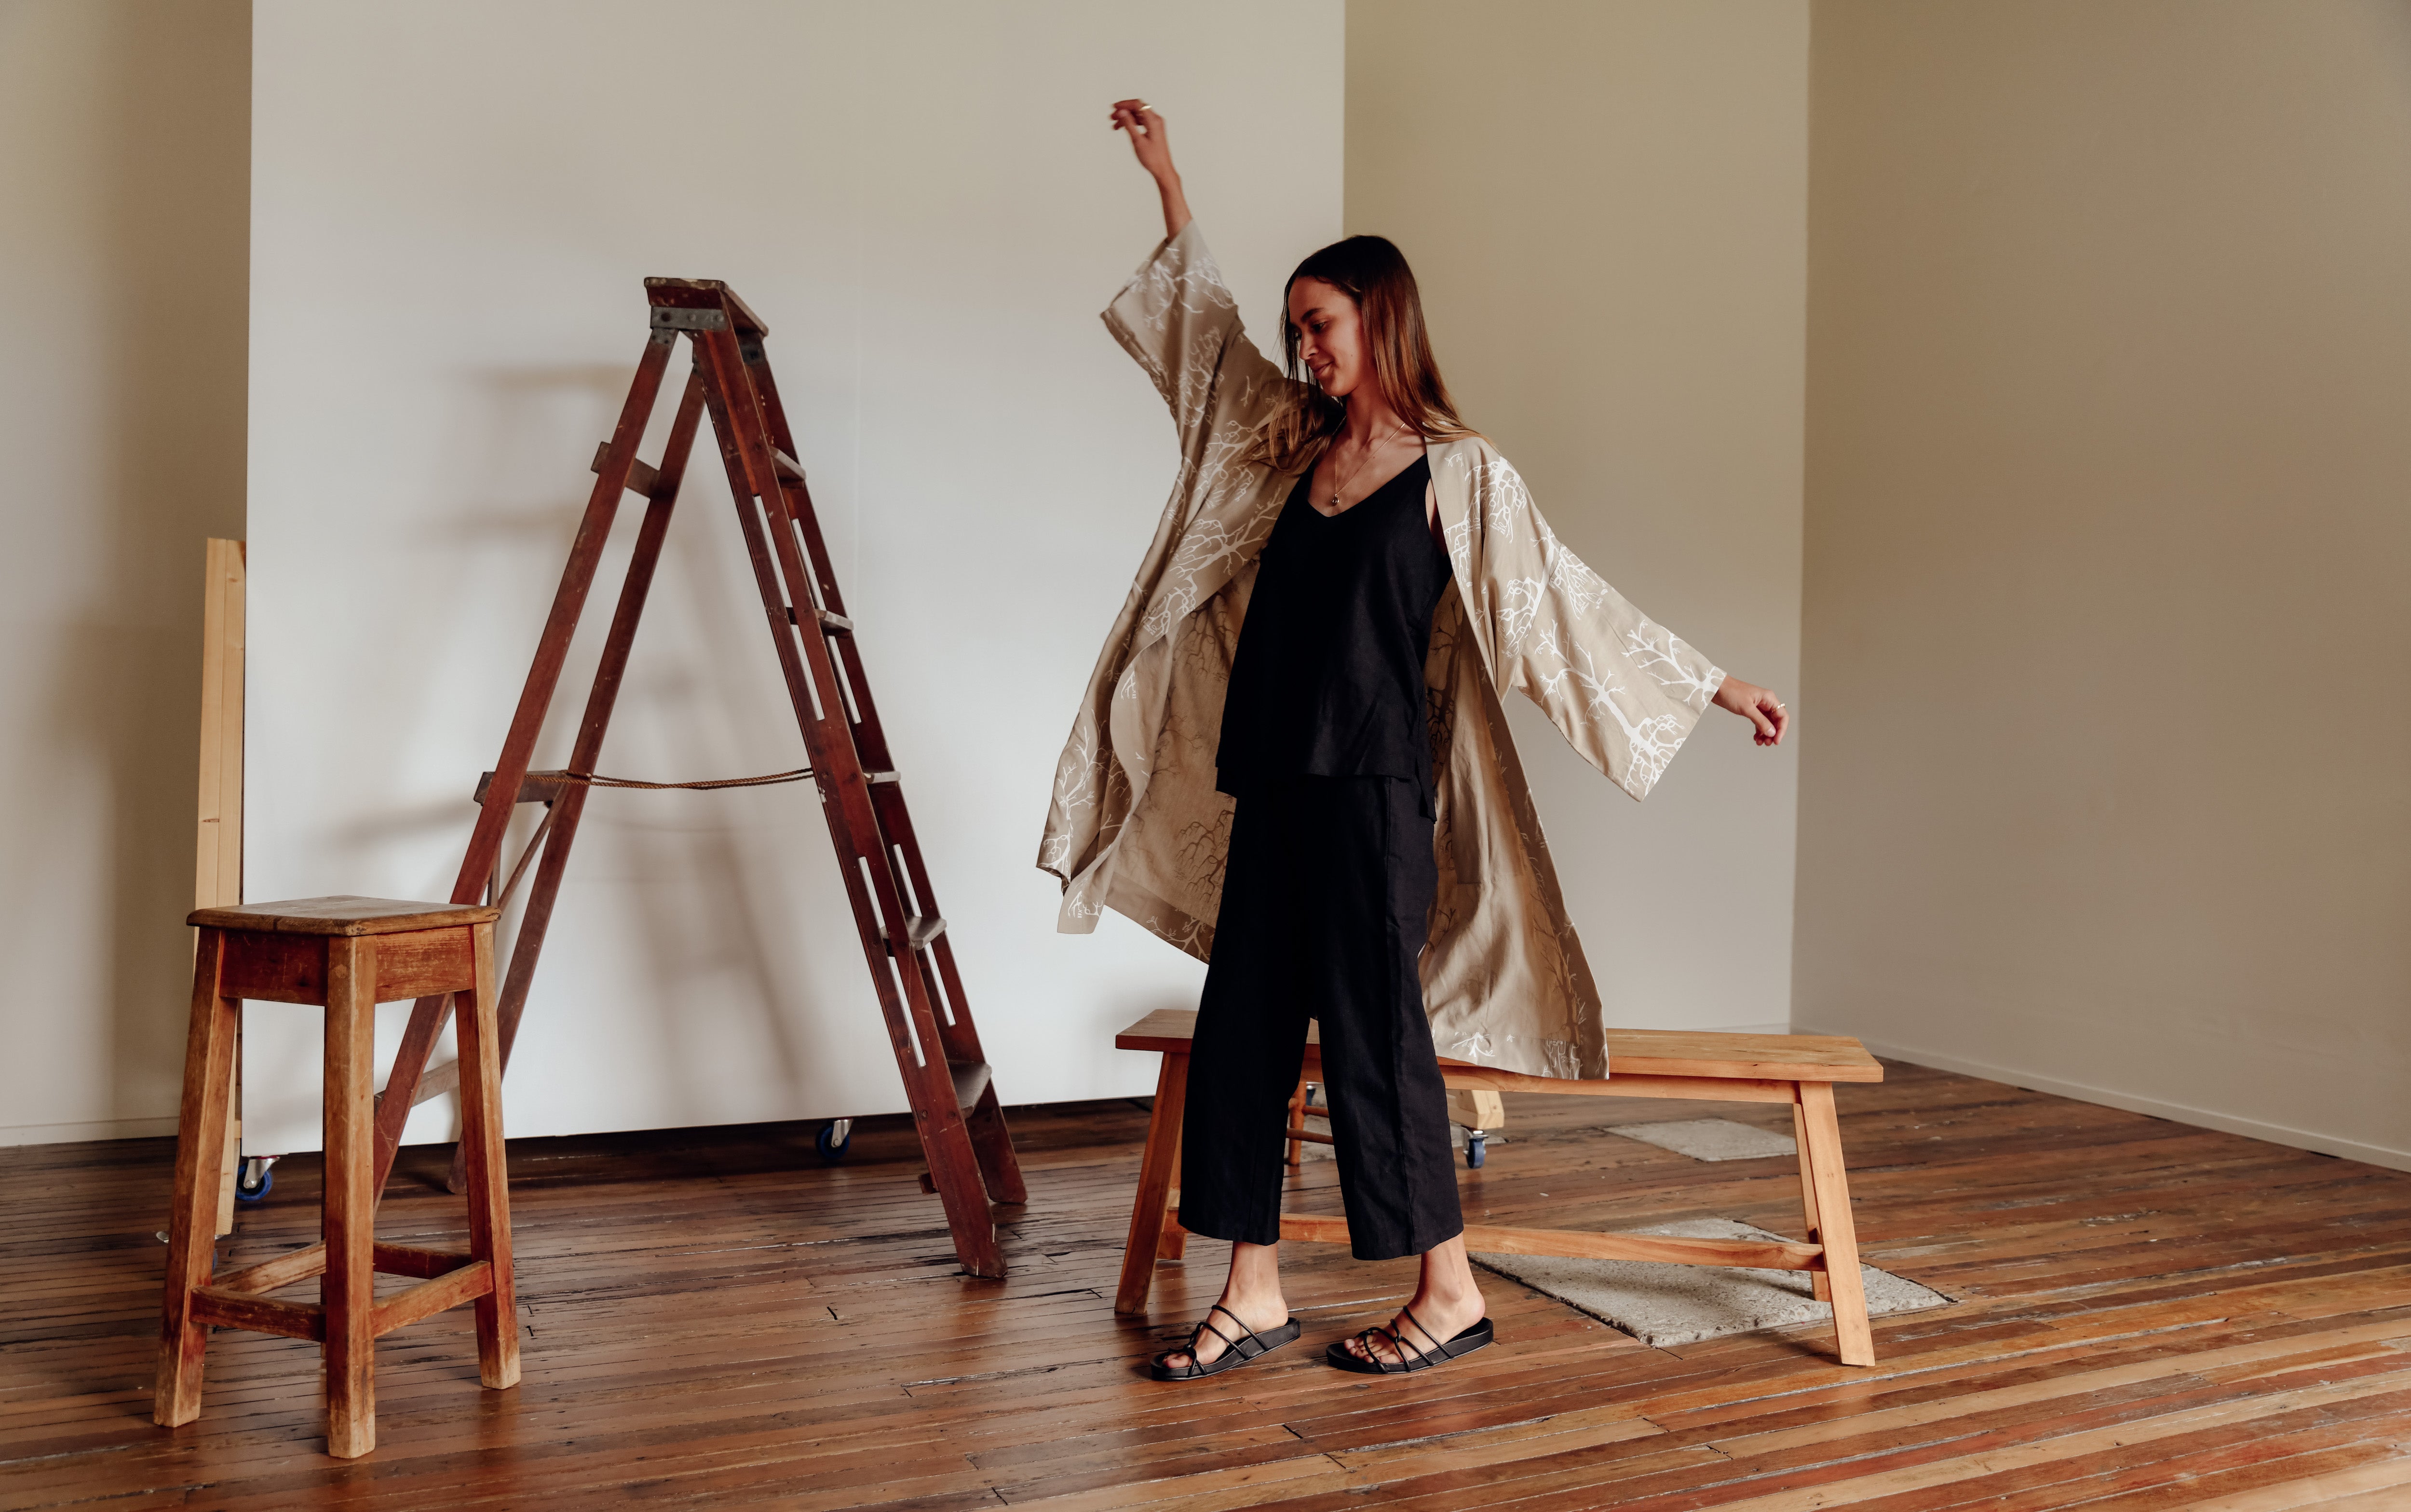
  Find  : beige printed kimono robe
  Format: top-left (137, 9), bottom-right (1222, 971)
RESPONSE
top-left (1037, 222), bottom-right (1725, 1082)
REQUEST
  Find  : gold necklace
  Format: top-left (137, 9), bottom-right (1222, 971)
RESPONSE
top-left (1324, 425), bottom-right (1409, 514)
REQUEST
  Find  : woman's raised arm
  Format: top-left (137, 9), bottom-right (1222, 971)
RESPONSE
top-left (1110, 99), bottom-right (1192, 241)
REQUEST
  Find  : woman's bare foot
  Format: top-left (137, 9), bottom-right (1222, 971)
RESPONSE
top-left (1158, 1239), bottom-right (1288, 1371)
top-left (1340, 1235), bottom-right (1486, 1366)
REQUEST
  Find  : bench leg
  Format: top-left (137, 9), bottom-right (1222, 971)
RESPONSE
top-left (1790, 1102), bottom-right (1831, 1303)
top-left (1157, 1105), bottom-right (1188, 1259)
top-left (1115, 1051), bottom-right (1188, 1314)
top-left (1797, 1080), bottom-right (1874, 1366)
top-left (1284, 1080), bottom-right (1307, 1169)
top-left (155, 930), bottom-right (237, 1428)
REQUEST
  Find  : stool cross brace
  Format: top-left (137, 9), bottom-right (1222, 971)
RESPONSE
top-left (367, 279), bottom-right (1026, 1276)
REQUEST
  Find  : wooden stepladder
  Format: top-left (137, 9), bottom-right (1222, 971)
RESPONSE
top-left (365, 278), bottom-right (1027, 1276)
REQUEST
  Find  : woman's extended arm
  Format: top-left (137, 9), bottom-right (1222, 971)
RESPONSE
top-left (1110, 99), bottom-right (1192, 240)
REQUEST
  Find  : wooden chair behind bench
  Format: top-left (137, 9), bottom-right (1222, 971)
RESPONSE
top-left (1112, 1010), bottom-right (1888, 1366)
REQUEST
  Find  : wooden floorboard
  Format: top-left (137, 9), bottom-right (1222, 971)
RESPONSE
top-left (2, 1059), bottom-right (2407, 1509)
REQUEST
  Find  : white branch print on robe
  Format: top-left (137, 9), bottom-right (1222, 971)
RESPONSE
top-left (1451, 454), bottom-right (1724, 802)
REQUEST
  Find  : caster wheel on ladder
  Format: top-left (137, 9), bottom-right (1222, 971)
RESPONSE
top-left (235, 1154), bottom-right (279, 1203)
top-left (1464, 1132), bottom-right (1487, 1169)
top-left (815, 1120), bottom-right (853, 1162)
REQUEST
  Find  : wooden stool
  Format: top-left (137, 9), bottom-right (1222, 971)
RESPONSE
top-left (155, 896), bottom-right (518, 1458)
top-left (1113, 1010), bottom-right (1888, 1366)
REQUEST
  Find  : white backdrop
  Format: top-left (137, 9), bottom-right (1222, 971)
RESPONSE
top-left (244, 0), bottom-right (1342, 1151)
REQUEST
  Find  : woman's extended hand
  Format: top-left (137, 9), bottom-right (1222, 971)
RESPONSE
top-left (1712, 675), bottom-right (1789, 747)
top-left (1110, 98), bottom-right (1191, 239)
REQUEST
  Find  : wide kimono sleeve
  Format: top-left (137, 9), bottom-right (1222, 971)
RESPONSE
top-left (1101, 220), bottom-right (1287, 463)
top-left (1469, 452), bottom-right (1727, 801)
top-left (1034, 223), bottom-right (1290, 934)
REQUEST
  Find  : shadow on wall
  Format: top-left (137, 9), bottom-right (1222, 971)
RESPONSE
top-left (25, 3), bottom-right (251, 1130)
top-left (344, 355), bottom-right (838, 1134)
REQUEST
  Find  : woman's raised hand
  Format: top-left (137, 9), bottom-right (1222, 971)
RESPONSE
top-left (1110, 99), bottom-right (1175, 179)
top-left (1712, 675), bottom-right (1790, 747)
top-left (1110, 98), bottom-right (1192, 240)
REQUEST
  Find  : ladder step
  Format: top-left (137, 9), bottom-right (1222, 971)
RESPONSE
top-left (784, 605), bottom-right (853, 634)
top-left (772, 448), bottom-right (804, 482)
top-left (882, 914), bottom-right (945, 953)
top-left (865, 770), bottom-right (900, 785)
top-left (474, 769), bottom-right (570, 805)
top-left (948, 1060), bottom-right (992, 1110)
top-left (589, 442), bottom-right (661, 498)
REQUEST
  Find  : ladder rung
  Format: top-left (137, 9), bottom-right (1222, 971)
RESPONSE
top-left (474, 769), bottom-right (569, 805)
top-left (883, 914), bottom-right (945, 953)
top-left (784, 605), bottom-right (853, 634)
top-left (948, 1060), bottom-right (991, 1110)
top-left (589, 442), bottom-right (661, 498)
top-left (772, 448), bottom-right (804, 482)
top-left (865, 770), bottom-right (900, 785)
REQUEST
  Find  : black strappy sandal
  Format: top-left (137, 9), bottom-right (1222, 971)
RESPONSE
top-left (1149, 1303), bottom-right (1304, 1381)
top-left (1324, 1307), bottom-right (1494, 1375)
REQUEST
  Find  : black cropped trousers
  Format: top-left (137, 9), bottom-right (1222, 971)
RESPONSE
top-left (1177, 773), bottom-right (1465, 1262)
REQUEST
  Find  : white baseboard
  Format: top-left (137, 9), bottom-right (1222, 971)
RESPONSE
top-left (1800, 1024), bottom-right (2411, 1176)
top-left (2, 1115), bottom-right (180, 1147)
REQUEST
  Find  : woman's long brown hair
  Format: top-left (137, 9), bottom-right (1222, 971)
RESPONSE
top-left (1247, 234), bottom-right (1479, 474)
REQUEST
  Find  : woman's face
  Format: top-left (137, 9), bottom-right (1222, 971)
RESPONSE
top-left (1287, 277), bottom-right (1368, 401)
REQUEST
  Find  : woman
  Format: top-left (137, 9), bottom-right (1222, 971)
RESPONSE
top-left (1040, 100), bottom-right (1790, 1379)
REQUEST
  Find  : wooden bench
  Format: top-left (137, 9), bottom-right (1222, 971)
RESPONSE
top-left (1113, 1009), bottom-right (1888, 1366)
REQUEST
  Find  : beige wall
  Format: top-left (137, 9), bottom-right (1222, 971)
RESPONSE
top-left (1798, 0), bottom-right (2411, 1166)
top-left (0, 1), bottom-right (250, 1142)
top-left (1348, 1), bottom-right (1810, 1031)
top-left (16, 0), bottom-right (2400, 1163)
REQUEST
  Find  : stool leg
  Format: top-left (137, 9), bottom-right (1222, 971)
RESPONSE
top-left (1798, 1080), bottom-right (1874, 1366)
top-left (155, 929), bottom-right (238, 1428)
top-left (1791, 1100), bottom-right (1831, 1303)
top-left (1114, 1051), bottom-right (1188, 1315)
top-left (455, 921), bottom-right (520, 1390)
top-left (323, 937), bottom-right (377, 1458)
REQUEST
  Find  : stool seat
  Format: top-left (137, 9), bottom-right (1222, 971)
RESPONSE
top-left (189, 895), bottom-right (501, 935)
top-left (156, 894), bottom-right (517, 1458)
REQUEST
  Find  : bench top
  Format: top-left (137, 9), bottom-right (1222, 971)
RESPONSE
top-left (1114, 1009), bottom-right (1883, 1084)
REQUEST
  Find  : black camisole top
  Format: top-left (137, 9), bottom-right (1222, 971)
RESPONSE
top-left (1214, 453), bottom-right (1453, 804)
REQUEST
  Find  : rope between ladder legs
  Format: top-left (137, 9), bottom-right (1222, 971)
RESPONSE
top-left (560, 767), bottom-right (815, 792)
top-left (485, 766), bottom-right (816, 912)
